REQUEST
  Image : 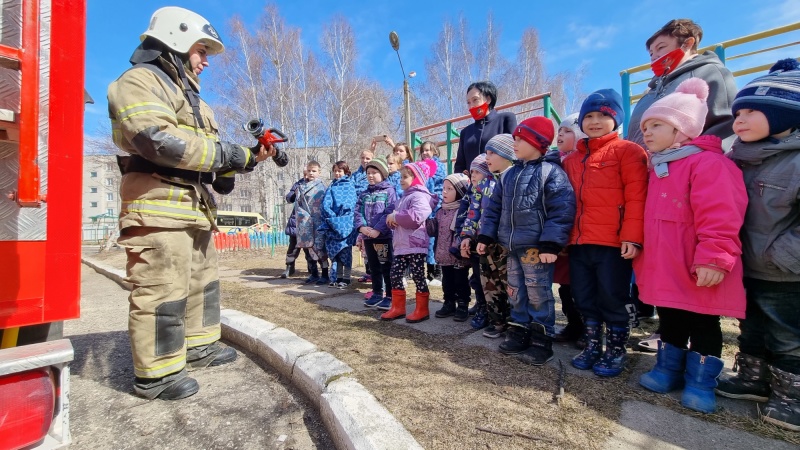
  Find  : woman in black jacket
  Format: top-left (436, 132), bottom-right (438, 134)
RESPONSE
top-left (453, 81), bottom-right (517, 174)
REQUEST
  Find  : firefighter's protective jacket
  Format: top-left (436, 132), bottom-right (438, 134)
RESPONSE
top-left (108, 54), bottom-right (252, 230)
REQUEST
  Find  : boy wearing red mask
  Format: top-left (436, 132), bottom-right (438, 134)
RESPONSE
top-left (627, 19), bottom-right (737, 151)
top-left (453, 81), bottom-right (517, 174)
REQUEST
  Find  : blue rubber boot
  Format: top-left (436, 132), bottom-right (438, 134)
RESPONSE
top-left (640, 341), bottom-right (687, 393)
top-left (593, 324), bottom-right (630, 377)
top-left (572, 319), bottom-right (603, 370)
top-left (681, 351), bottom-right (724, 414)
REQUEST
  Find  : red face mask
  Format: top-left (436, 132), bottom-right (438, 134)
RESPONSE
top-left (651, 47), bottom-right (686, 77)
top-left (469, 102), bottom-right (490, 121)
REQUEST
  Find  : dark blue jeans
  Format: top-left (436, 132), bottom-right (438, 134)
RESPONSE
top-left (506, 248), bottom-right (556, 336)
top-left (569, 244), bottom-right (635, 326)
top-left (739, 278), bottom-right (800, 373)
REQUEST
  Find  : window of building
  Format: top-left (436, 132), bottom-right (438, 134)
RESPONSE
top-left (90, 202), bottom-right (98, 208)
top-left (105, 178), bottom-right (113, 186)
top-left (106, 208), bottom-right (114, 215)
top-left (90, 187), bottom-right (98, 193)
top-left (90, 171), bottom-right (97, 177)
top-left (240, 205), bottom-right (252, 213)
top-left (107, 193), bottom-right (113, 201)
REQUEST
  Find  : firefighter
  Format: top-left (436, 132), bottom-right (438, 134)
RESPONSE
top-left (107, 6), bottom-right (287, 400)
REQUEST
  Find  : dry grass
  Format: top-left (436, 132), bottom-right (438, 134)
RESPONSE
top-left (92, 247), bottom-right (800, 448)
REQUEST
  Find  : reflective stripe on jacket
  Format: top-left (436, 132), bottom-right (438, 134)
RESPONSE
top-left (108, 57), bottom-right (248, 230)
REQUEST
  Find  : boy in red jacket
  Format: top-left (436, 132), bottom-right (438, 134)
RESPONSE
top-left (562, 89), bottom-right (648, 377)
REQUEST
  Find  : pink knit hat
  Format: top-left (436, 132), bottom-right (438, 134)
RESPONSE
top-left (640, 77), bottom-right (709, 140)
top-left (405, 159), bottom-right (438, 187)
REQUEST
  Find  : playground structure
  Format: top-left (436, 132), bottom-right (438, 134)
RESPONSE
top-left (411, 93), bottom-right (562, 174)
top-left (620, 22), bottom-right (800, 133)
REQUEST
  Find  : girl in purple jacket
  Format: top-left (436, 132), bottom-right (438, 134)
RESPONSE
top-left (382, 159), bottom-right (439, 323)
top-left (634, 78), bottom-right (747, 414)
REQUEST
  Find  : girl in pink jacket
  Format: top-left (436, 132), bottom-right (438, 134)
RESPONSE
top-left (634, 78), bottom-right (747, 414)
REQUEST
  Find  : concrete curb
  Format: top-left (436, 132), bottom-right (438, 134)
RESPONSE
top-left (82, 257), bottom-right (422, 450)
top-left (81, 256), bottom-right (133, 291)
top-left (220, 310), bottom-right (423, 450)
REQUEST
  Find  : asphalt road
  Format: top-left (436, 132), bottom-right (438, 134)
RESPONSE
top-left (65, 265), bottom-right (333, 449)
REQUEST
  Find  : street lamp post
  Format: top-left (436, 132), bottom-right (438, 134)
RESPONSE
top-left (389, 31), bottom-right (413, 149)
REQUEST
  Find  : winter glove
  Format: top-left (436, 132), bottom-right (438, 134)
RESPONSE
top-left (219, 142), bottom-right (258, 173)
top-left (212, 171), bottom-right (236, 195)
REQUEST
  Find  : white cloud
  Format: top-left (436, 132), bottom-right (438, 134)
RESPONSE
top-left (754, 0), bottom-right (800, 29)
top-left (568, 23), bottom-right (619, 50)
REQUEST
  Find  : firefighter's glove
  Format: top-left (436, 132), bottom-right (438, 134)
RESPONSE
top-left (212, 171), bottom-right (236, 195)
top-left (220, 142), bottom-right (256, 173)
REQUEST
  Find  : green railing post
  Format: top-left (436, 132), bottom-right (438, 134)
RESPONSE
top-left (621, 70), bottom-right (632, 138)
top-left (714, 44), bottom-right (726, 64)
top-left (543, 95), bottom-right (552, 120)
top-left (446, 121), bottom-right (454, 174)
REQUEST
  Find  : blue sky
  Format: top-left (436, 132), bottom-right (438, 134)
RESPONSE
top-left (85, 0), bottom-right (800, 137)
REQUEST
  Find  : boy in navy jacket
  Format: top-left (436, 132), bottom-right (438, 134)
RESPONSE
top-left (478, 117), bottom-right (576, 365)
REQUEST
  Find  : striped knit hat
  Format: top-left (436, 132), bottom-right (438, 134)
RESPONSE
top-left (405, 159), bottom-right (438, 187)
top-left (485, 133), bottom-right (516, 161)
top-left (469, 153), bottom-right (491, 177)
top-left (444, 173), bottom-right (469, 199)
top-left (732, 58), bottom-right (800, 135)
top-left (365, 156), bottom-right (389, 179)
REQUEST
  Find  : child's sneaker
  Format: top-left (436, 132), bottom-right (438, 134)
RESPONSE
top-left (328, 281), bottom-right (338, 288)
top-left (304, 275), bottom-right (320, 284)
top-left (471, 306), bottom-right (488, 330)
top-left (364, 290), bottom-right (374, 300)
top-left (336, 280), bottom-right (351, 289)
top-left (376, 297), bottom-right (392, 311)
top-left (364, 293), bottom-right (383, 307)
top-left (483, 323), bottom-right (507, 338)
top-left (357, 274), bottom-right (372, 283)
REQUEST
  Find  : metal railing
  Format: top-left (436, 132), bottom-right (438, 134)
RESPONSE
top-left (411, 93), bottom-right (562, 174)
top-left (620, 22), bottom-right (800, 133)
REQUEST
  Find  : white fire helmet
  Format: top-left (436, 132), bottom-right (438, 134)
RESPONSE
top-left (140, 6), bottom-right (224, 55)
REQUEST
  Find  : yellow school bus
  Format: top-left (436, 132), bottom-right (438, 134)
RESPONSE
top-left (215, 211), bottom-right (269, 233)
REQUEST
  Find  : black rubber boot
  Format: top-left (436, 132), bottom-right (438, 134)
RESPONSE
top-left (762, 366), bottom-right (800, 431)
top-left (134, 368), bottom-right (199, 400)
top-left (435, 300), bottom-right (456, 318)
top-left (715, 352), bottom-right (772, 402)
top-left (499, 322), bottom-right (532, 355)
top-left (453, 300), bottom-right (469, 322)
top-left (517, 323), bottom-right (554, 366)
top-left (187, 341), bottom-right (238, 369)
top-left (288, 263), bottom-right (296, 276)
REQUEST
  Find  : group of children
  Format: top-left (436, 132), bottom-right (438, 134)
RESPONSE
top-left (280, 58), bottom-right (800, 430)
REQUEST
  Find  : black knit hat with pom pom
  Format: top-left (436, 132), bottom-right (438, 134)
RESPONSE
top-left (733, 58), bottom-right (800, 135)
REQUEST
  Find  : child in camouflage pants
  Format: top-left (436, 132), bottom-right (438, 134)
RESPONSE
top-left (460, 135), bottom-right (517, 338)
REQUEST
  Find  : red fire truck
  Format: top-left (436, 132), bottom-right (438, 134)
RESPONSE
top-left (0, 0), bottom-right (86, 448)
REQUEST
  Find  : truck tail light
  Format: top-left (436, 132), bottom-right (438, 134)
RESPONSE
top-left (0, 368), bottom-right (55, 450)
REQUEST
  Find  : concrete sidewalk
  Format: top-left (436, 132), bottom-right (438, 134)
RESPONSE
top-left (67, 265), bottom-right (334, 449)
top-left (83, 251), bottom-right (797, 449)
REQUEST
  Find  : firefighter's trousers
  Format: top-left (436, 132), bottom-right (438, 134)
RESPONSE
top-left (119, 226), bottom-right (220, 379)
